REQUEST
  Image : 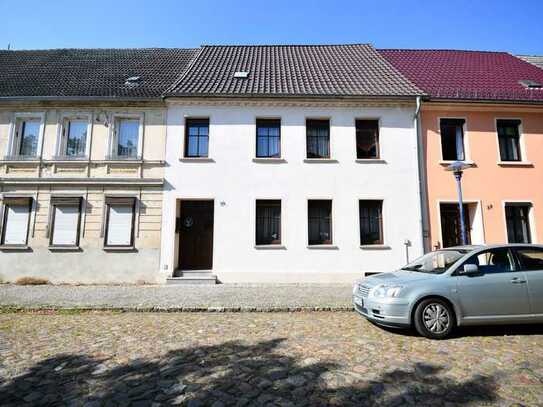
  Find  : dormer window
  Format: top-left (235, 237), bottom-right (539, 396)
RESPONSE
top-left (233, 71), bottom-right (249, 79)
top-left (125, 76), bottom-right (142, 87)
top-left (518, 79), bottom-right (542, 89)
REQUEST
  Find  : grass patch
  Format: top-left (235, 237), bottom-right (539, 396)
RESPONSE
top-left (15, 277), bottom-right (50, 286)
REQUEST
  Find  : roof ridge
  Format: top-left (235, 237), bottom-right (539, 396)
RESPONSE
top-left (0, 47), bottom-right (198, 52)
top-left (200, 43), bottom-right (371, 48)
top-left (379, 48), bottom-right (510, 54)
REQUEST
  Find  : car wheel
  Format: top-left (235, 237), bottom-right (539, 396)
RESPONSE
top-left (414, 298), bottom-right (455, 339)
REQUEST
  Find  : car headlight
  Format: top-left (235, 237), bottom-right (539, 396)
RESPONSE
top-left (352, 283), bottom-right (359, 295)
top-left (371, 284), bottom-right (403, 298)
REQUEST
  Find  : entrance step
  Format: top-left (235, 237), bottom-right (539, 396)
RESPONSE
top-left (166, 271), bottom-right (218, 285)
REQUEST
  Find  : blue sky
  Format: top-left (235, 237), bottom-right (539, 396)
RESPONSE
top-left (0, 0), bottom-right (541, 55)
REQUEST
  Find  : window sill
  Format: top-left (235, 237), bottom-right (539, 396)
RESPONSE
top-left (355, 159), bottom-right (386, 164)
top-left (252, 158), bottom-right (287, 163)
top-left (360, 244), bottom-right (391, 250)
top-left (179, 157), bottom-right (215, 163)
top-left (48, 245), bottom-right (81, 252)
top-left (99, 159), bottom-right (143, 164)
top-left (497, 161), bottom-right (533, 167)
top-left (0, 245), bottom-right (31, 251)
top-left (103, 246), bottom-right (137, 252)
top-left (0, 158), bottom-right (40, 164)
top-left (307, 244), bottom-right (339, 250)
top-left (254, 244), bottom-right (286, 250)
top-left (439, 160), bottom-right (475, 166)
top-left (303, 158), bottom-right (338, 164)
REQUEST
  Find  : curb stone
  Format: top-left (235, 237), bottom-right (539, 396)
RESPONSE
top-left (0, 305), bottom-right (354, 313)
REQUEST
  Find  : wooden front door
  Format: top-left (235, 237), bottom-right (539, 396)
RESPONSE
top-left (440, 203), bottom-right (471, 248)
top-left (179, 200), bottom-right (214, 270)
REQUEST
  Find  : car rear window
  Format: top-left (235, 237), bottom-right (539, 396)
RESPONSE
top-left (516, 248), bottom-right (543, 271)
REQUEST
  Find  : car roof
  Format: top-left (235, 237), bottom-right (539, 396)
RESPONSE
top-left (441, 243), bottom-right (543, 252)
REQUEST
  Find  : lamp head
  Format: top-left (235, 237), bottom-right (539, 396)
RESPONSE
top-left (446, 161), bottom-right (472, 173)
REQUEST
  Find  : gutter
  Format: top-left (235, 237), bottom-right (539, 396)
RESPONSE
top-left (414, 96), bottom-right (431, 253)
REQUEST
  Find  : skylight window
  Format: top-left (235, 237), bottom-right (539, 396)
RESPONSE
top-left (233, 71), bottom-right (249, 79)
top-left (519, 79), bottom-right (542, 89)
top-left (125, 76), bottom-right (142, 86)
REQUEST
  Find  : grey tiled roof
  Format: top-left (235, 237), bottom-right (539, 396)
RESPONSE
top-left (166, 44), bottom-right (423, 97)
top-left (518, 55), bottom-right (543, 70)
top-left (0, 48), bottom-right (198, 99)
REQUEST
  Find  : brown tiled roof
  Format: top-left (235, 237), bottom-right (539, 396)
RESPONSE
top-left (166, 44), bottom-right (423, 98)
top-left (0, 48), bottom-right (198, 99)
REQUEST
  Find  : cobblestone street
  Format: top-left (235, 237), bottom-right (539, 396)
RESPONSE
top-left (0, 312), bottom-right (542, 406)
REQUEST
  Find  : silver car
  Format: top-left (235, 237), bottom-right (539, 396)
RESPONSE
top-left (352, 244), bottom-right (543, 339)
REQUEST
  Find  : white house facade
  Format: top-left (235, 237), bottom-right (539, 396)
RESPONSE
top-left (156, 44), bottom-right (426, 283)
top-left (159, 99), bottom-right (424, 283)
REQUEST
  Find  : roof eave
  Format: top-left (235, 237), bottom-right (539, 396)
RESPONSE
top-left (162, 93), bottom-right (425, 100)
top-left (426, 96), bottom-right (543, 105)
top-left (0, 96), bottom-right (163, 102)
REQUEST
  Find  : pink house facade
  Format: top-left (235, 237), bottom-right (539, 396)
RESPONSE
top-left (381, 50), bottom-right (543, 250)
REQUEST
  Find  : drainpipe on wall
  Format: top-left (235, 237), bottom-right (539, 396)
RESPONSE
top-left (414, 96), bottom-right (431, 253)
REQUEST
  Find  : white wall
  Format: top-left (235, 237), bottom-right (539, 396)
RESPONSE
top-left (161, 101), bottom-right (423, 283)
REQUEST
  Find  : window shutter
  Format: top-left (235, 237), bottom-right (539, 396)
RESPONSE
top-left (3, 202), bottom-right (30, 245)
top-left (52, 205), bottom-right (79, 246)
top-left (106, 204), bottom-right (134, 246)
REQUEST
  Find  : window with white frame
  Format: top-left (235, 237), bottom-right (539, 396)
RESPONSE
top-left (10, 117), bottom-right (42, 157)
top-left (59, 117), bottom-right (89, 158)
top-left (110, 116), bottom-right (141, 159)
top-left (49, 197), bottom-right (82, 247)
top-left (104, 197), bottom-right (136, 248)
top-left (1, 197), bottom-right (32, 246)
top-left (440, 118), bottom-right (466, 161)
top-left (505, 203), bottom-right (532, 244)
top-left (497, 119), bottom-right (522, 162)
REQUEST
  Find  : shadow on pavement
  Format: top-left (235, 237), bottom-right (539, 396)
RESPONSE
top-left (0, 337), bottom-right (499, 406)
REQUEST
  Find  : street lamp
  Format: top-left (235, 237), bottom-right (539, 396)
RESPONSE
top-left (445, 161), bottom-right (472, 245)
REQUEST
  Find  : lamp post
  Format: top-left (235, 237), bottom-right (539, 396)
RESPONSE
top-left (445, 161), bottom-right (472, 245)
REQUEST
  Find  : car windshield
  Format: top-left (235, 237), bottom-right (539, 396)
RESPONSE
top-left (401, 249), bottom-right (468, 274)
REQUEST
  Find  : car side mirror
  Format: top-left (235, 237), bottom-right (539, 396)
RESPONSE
top-left (460, 264), bottom-right (479, 275)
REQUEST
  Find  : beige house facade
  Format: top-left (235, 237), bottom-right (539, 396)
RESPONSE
top-left (0, 102), bottom-right (167, 283)
top-left (0, 48), bottom-right (196, 283)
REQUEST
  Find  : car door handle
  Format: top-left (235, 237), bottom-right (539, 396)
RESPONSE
top-left (510, 277), bottom-right (526, 284)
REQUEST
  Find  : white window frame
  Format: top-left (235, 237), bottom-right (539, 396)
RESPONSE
top-left (107, 113), bottom-right (144, 160)
top-left (502, 200), bottom-right (537, 244)
top-left (48, 196), bottom-right (83, 248)
top-left (0, 196), bottom-right (33, 247)
top-left (494, 118), bottom-right (531, 165)
top-left (102, 196), bottom-right (137, 249)
top-left (55, 113), bottom-right (92, 159)
top-left (437, 116), bottom-right (472, 164)
top-left (7, 112), bottom-right (46, 158)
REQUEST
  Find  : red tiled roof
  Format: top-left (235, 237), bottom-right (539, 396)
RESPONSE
top-left (378, 49), bottom-right (543, 103)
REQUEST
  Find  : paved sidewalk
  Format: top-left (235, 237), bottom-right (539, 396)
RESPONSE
top-left (0, 284), bottom-right (354, 311)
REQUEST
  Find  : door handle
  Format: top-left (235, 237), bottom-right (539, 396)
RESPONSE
top-left (510, 277), bottom-right (526, 284)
